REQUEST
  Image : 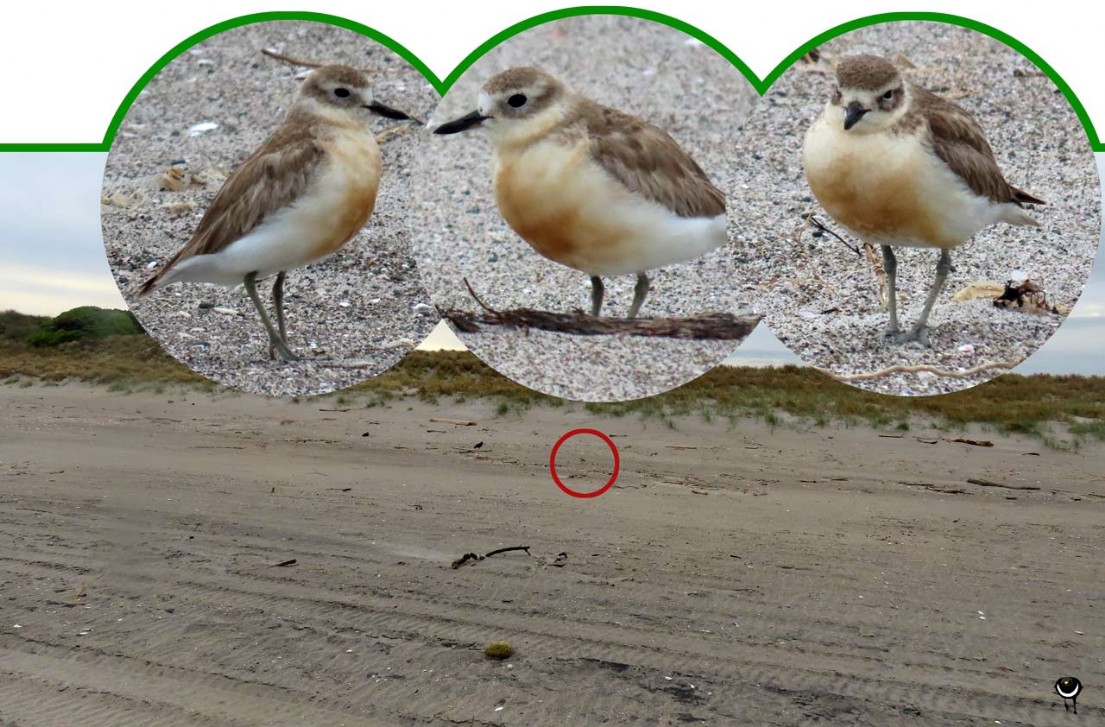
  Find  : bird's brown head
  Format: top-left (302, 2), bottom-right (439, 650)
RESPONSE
top-left (433, 67), bottom-right (568, 145)
top-left (829, 55), bottom-right (907, 132)
top-left (295, 64), bottom-right (416, 123)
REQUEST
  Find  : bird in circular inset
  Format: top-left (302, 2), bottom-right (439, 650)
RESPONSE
top-left (138, 65), bottom-right (417, 361)
top-left (434, 66), bottom-right (727, 319)
top-left (804, 54), bottom-right (1045, 346)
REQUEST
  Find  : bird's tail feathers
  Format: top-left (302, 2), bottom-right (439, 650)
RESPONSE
top-left (137, 272), bottom-right (162, 297)
top-left (1011, 186), bottom-right (1046, 207)
top-left (1001, 205), bottom-right (1041, 227)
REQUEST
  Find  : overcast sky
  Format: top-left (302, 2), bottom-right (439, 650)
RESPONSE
top-left (0, 153), bottom-right (1101, 374)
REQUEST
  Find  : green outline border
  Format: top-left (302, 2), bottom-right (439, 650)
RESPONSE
top-left (0, 7), bottom-right (1099, 152)
top-left (0, 11), bottom-right (433, 152)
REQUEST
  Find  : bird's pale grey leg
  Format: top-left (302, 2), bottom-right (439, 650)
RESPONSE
top-left (881, 245), bottom-right (901, 338)
top-left (270, 271), bottom-right (289, 359)
top-left (244, 271), bottom-right (299, 362)
top-left (628, 273), bottom-right (650, 319)
top-left (898, 248), bottom-right (951, 347)
top-left (590, 276), bottom-right (605, 317)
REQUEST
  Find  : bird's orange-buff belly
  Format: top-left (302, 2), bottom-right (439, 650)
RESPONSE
top-left (805, 127), bottom-right (954, 248)
top-left (493, 143), bottom-right (634, 272)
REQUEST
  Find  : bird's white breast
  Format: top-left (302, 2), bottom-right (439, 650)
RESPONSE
top-left (171, 126), bottom-right (382, 287)
top-left (804, 110), bottom-right (1004, 248)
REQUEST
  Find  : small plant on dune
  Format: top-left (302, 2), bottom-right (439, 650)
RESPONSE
top-left (484, 641), bottom-right (514, 660)
top-left (26, 307), bottom-right (143, 347)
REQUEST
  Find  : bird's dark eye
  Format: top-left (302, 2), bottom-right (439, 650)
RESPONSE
top-left (334, 88), bottom-right (350, 98)
top-left (882, 89), bottom-right (894, 100)
top-left (508, 94), bottom-right (527, 108)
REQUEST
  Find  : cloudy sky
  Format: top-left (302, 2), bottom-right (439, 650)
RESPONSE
top-left (0, 153), bottom-right (1101, 374)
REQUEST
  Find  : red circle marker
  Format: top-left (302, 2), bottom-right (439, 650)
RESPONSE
top-left (549, 428), bottom-right (620, 498)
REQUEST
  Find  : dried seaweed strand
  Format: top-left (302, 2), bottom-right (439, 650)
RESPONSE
top-left (826, 360), bottom-right (1018, 383)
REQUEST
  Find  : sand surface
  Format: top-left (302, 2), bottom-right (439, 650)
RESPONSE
top-left (731, 22), bottom-right (1101, 396)
top-left (101, 21), bottom-right (440, 397)
top-left (2, 383), bottom-right (1103, 725)
top-left (412, 16), bottom-right (759, 402)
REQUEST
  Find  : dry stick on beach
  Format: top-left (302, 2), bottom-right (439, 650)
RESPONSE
top-left (440, 279), bottom-right (760, 340)
top-left (795, 213), bottom-right (842, 297)
top-left (801, 213), bottom-right (887, 307)
top-left (451, 546), bottom-right (531, 570)
top-left (261, 48), bottom-right (327, 68)
top-left (429, 417), bottom-right (477, 427)
top-left (826, 360), bottom-right (1018, 383)
top-left (863, 241), bottom-right (890, 308)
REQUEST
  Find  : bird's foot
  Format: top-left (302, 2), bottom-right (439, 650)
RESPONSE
top-left (889, 327), bottom-right (932, 348)
top-left (268, 340), bottom-right (301, 362)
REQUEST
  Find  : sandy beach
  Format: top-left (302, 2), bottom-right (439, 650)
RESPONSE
top-left (1, 383), bottom-right (1102, 725)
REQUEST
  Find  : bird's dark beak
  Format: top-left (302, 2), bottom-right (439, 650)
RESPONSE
top-left (433, 110), bottom-right (490, 135)
top-left (843, 102), bottom-right (868, 131)
top-left (366, 100), bottom-right (420, 123)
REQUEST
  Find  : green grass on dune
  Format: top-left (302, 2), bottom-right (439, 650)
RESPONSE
top-left (2, 309), bottom-right (1103, 447)
top-left (0, 334), bottom-right (210, 388)
top-left (25, 306), bottom-right (144, 347)
top-left (0, 310), bottom-right (207, 388)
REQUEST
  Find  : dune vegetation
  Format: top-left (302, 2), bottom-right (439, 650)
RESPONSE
top-left (2, 308), bottom-right (1104, 447)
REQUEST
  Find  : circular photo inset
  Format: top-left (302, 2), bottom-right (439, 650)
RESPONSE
top-left (101, 19), bottom-right (439, 396)
top-left (412, 14), bottom-right (761, 402)
top-left (732, 21), bottom-right (1101, 395)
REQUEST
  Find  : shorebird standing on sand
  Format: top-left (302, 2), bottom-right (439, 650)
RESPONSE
top-left (138, 64), bottom-right (416, 361)
top-left (1055, 676), bottom-right (1082, 713)
top-left (433, 66), bottom-right (727, 319)
top-left (803, 54), bottom-right (1045, 346)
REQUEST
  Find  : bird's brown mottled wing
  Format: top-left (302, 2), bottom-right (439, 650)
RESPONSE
top-left (584, 103), bottom-right (726, 219)
top-left (139, 123), bottom-right (325, 294)
top-left (913, 85), bottom-right (1044, 206)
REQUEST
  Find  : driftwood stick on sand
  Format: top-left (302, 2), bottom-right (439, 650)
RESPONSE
top-left (441, 306), bottom-right (760, 340)
top-left (451, 546), bottom-right (531, 570)
top-left (966, 478), bottom-right (1041, 491)
top-left (863, 240), bottom-right (890, 308)
top-left (441, 280), bottom-right (759, 340)
top-left (950, 437), bottom-right (994, 448)
top-left (827, 360), bottom-right (1017, 383)
top-left (261, 48), bottom-right (327, 68)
